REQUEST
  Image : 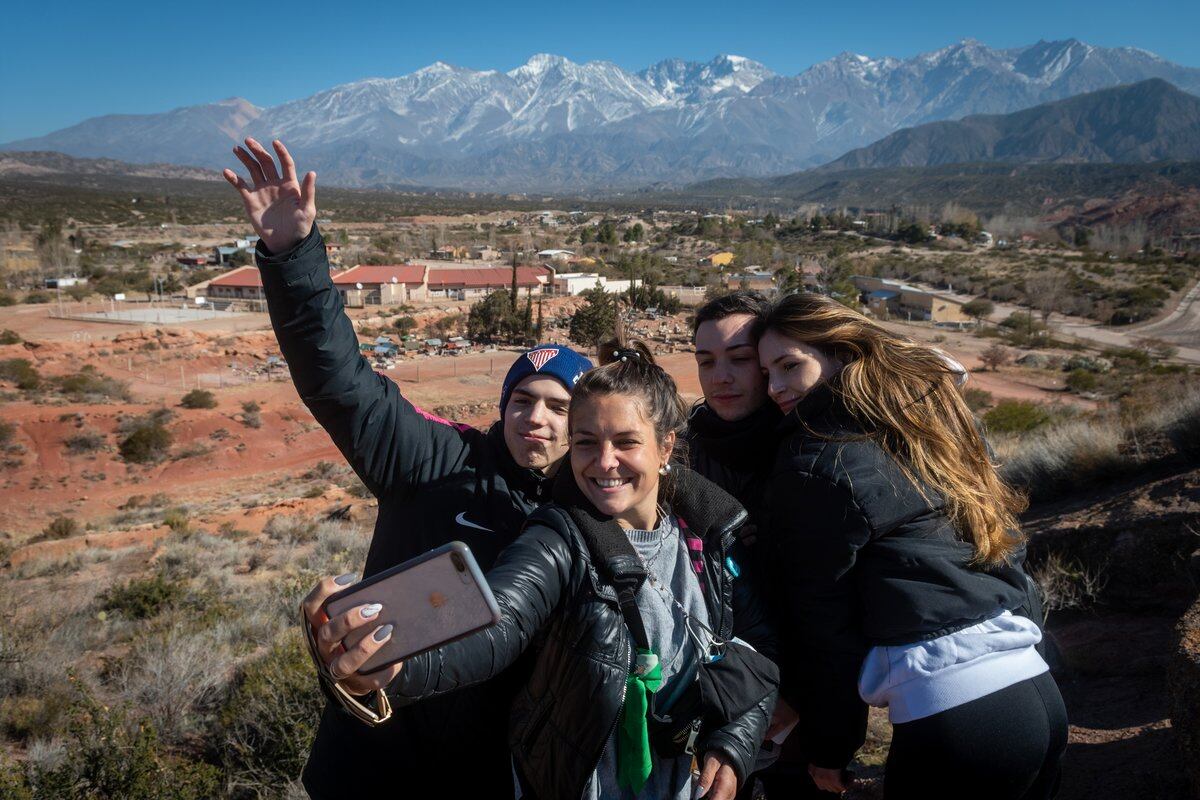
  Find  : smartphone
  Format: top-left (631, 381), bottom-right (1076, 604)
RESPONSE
top-left (323, 541), bottom-right (501, 675)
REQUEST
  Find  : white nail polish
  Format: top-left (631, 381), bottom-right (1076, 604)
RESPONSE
top-left (361, 603), bottom-right (382, 619)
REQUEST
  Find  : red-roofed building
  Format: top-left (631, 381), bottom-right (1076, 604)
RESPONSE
top-left (426, 266), bottom-right (550, 299)
top-left (206, 266), bottom-right (264, 300)
top-left (332, 264), bottom-right (428, 306)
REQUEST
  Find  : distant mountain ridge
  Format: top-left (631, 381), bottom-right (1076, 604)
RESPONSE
top-left (820, 79), bottom-right (1200, 170)
top-left (4, 39), bottom-right (1200, 191)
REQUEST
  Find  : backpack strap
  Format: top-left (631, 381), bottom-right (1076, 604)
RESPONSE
top-left (553, 471), bottom-right (653, 652)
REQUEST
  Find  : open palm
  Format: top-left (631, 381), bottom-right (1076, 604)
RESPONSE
top-left (223, 138), bottom-right (316, 254)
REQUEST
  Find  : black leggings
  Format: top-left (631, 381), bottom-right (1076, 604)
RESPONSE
top-left (885, 671), bottom-right (1068, 800)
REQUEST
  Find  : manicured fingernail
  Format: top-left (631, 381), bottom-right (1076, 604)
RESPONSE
top-left (334, 572), bottom-right (356, 585)
top-left (361, 604), bottom-right (382, 619)
top-left (373, 624), bottom-right (393, 642)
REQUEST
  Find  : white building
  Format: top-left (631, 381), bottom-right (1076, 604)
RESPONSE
top-left (551, 272), bottom-right (642, 296)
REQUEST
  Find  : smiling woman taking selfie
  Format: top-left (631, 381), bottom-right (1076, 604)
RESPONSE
top-left (312, 336), bottom-right (778, 800)
top-left (755, 292), bottom-right (1067, 800)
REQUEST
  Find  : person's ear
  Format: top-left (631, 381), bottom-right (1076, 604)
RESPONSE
top-left (659, 430), bottom-right (676, 466)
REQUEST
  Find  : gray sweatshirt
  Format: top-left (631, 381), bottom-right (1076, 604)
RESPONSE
top-left (586, 514), bottom-right (712, 800)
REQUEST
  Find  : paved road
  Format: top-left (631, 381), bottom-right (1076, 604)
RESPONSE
top-left (907, 280), bottom-right (1200, 364)
top-left (1057, 281), bottom-right (1200, 364)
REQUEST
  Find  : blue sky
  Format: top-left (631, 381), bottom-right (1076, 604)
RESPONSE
top-left (1, 0), bottom-right (1197, 142)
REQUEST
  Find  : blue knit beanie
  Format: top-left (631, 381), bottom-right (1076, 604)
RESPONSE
top-left (498, 344), bottom-right (594, 418)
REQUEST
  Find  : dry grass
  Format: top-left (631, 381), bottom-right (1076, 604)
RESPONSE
top-left (1, 507), bottom-right (376, 796)
top-left (113, 624), bottom-right (232, 743)
top-left (1029, 551), bottom-right (1108, 616)
top-left (999, 387), bottom-right (1200, 498)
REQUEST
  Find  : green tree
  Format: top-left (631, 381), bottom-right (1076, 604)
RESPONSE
top-left (468, 290), bottom-right (519, 342)
top-left (897, 222), bottom-right (929, 245)
top-left (569, 287), bottom-right (618, 349)
top-left (962, 298), bottom-right (995, 326)
top-left (597, 222), bottom-right (619, 247)
top-left (622, 223), bottom-right (644, 243)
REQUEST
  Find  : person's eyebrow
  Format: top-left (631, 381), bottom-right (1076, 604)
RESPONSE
top-left (695, 341), bottom-right (757, 357)
top-left (573, 428), bottom-right (640, 437)
top-left (770, 353), bottom-right (795, 366)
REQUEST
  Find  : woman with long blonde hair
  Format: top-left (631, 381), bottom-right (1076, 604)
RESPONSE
top-left (755, 292), bottom-right (1066, 800)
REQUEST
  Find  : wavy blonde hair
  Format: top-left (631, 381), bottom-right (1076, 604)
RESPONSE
top-left (756, 292), bottom-right (1026, 565)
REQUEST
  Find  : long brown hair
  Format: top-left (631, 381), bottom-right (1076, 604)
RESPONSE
top-left (756, 292), bottom-right (1026, 565)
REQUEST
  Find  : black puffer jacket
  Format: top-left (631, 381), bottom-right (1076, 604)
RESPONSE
top-left (256, 226), bottom-right (551, 799)
top-left (388, 468), bottom-right (778, 800)
top-left (766, 382), bottom-right (1040, 769)
top-left (686, 400), bottom-right (781, 533)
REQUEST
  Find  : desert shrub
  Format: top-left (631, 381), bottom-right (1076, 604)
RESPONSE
top-left (218, 633), bottom-right (324, 798)
top-left (118, 411), bottom-right (174, 464)
top-left (983, 400), bottom-right (1052, 434)
top-left (0, 292), bottom-right (15, 307)
top-left (1161, 392), bottom-right (1200, 458)
top-left (0, 691), bottom-right (74, 743)
top-left (120, 424), bottom-right (172, 464)
top-left (179, 389), bottom-right (217, 409)
top-left (123, 492), bottom-right (171, 510)
top-left (341, 473), bottom-right (373, 498)
top-left (264, 515), bottom-right (319, 544)
top-left (303, 460), bottom-right (342, 481)
top-left (963, 387), bottom-right (993, 412)
top-left (161, 508), bottom-right (190, 533)
top-left (101, 574), bottom-right (184, 620)
top-left (1029, 551), bottom-right (1107, 614)
top-left (304, 521), bottom-right (370, 573)
top-left (1065, 369), bottom-right (1098, 394)
top-left (35, 516), bottom-right (79, 543)
top-left (1101, 346), bottom-right (1153, 370)
top-left (22, 291), bottom-right (50, 304)
top-left (55, 366), bottom-right (130, 402)
top-left (114, 625), bottom-right (232, 745)
top-left (1001, 418), bottom-right (1128, 496)
top-left (0, 420), bottom-right (14, 448)
top-left (171, 441), bottom-right (212, 461)
top-left (240, 400), bottom-right (262, 429)
top-left (0, 358), bottom-right (41, 390)
top-left (14, 692), bottom-right (219, 800)
top-left (0, 329), bottom-right (20, 345)
top-left (63, 429), bottom-right (105, 454)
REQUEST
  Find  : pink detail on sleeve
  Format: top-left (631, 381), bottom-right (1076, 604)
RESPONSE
top-left (678, 517), bottom-right (707, 581)
top-left (412, 404), bottom-right (474, 433)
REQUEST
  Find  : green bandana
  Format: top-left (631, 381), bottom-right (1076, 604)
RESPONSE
top-left (617, 648), bottom-right (663, 793)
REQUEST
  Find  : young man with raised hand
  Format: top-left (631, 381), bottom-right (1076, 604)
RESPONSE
top-left (223, 138), bottom-right (592, 799)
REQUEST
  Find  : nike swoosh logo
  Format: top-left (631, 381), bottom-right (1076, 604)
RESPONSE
top-left (455, 512), bottom-right (493, 533)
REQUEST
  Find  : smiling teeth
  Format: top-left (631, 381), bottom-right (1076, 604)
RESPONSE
top-left (595, 478), bottom-right (625, 488)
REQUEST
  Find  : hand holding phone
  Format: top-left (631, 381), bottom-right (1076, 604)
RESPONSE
top-left (323, 542), bottom-right (501, 675)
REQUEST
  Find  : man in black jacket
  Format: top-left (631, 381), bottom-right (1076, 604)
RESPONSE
top-left (223, 138), bottom-right (592, 799)
top-left (688, 292), bottom-right (836, 798)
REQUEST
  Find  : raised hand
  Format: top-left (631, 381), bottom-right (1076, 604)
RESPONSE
top-left (223, 138), bottom-right (316, 254)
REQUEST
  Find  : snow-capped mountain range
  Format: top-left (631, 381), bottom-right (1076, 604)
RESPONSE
top-left (5, 39), bottom-right (1199, 191)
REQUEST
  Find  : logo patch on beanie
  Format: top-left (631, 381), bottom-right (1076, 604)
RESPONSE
top-left (526, 348), bottom-right (559, 371)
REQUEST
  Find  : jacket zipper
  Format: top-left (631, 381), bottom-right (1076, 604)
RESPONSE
top-left (711, 512), bottom-right (744, 640)
top-left (580, 632), bottom-right (632, 799)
